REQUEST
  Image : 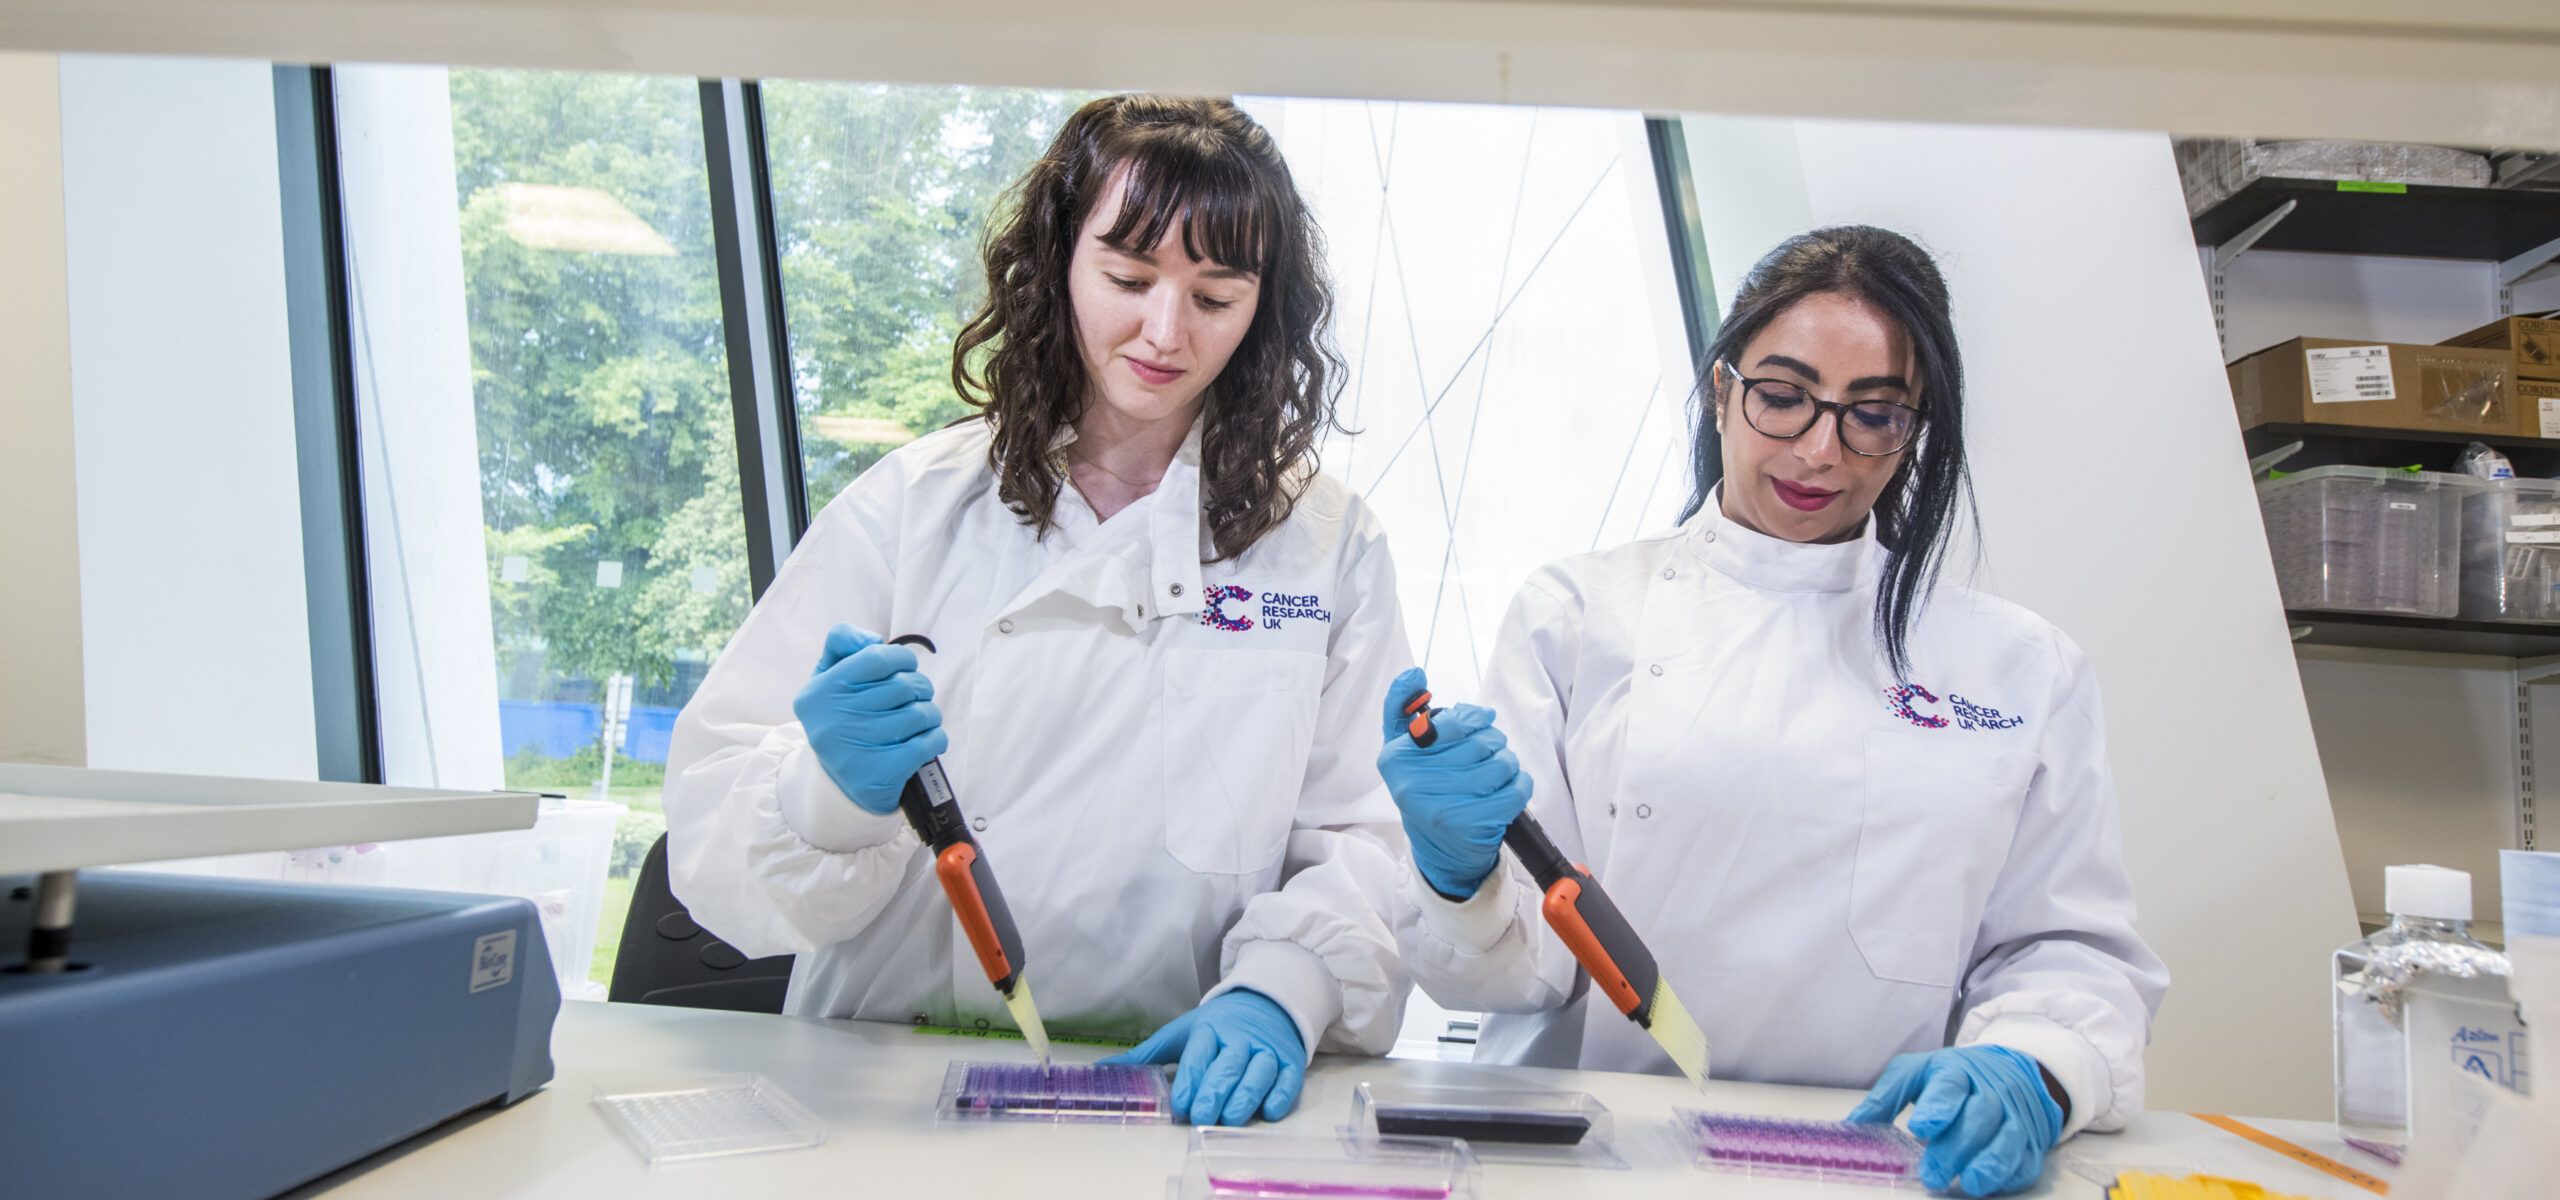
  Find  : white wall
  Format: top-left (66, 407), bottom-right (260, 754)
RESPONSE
top-left (57, 54), bottom-right (319, 781)
top-left (2223, 251), bottom-right (2514, 364)
top-left (1681, 112), bottom-right (1810, 321)
top-left (0, 51), bottom-right (86, 768)
top-left (333, 63), bottom-right (504, 791)
top-left (2297, 646), bottom-right (2520, 923)
top-left (1684, 116), bottom-right (2362, 1119)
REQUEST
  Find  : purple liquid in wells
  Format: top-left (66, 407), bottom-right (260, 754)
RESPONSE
top-left (1691, 1113), bottom-right (1920, 1178)
top-left (1202, 1179), bottom-right (1449, 1200)
top-left (2341, 1137), bottom-right (2404, 1166)
top-left (949, 1063), bottom-right (1162, 1118)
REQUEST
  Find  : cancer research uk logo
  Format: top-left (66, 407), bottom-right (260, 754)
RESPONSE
top-left (1885, 683), bottom-right (2025, 732)
top-left (1202, 585), bottom-right (1256, 631)
top-left (1201, 585), bottom-right (1332, 632)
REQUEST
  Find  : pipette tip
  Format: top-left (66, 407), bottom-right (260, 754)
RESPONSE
top-left (1004, 976), bottom-right (1053, 1069)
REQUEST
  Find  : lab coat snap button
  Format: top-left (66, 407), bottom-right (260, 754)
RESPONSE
top-left (1170, 583), bottom-right (1184, 597)
top-left (1662, 567), bottom-right (1675, 580)
top-left (998, 619), bottom-right (1015, 634)
top-left (1705, 530), bottom-right (1718, 543)
top-left (971, 816), bottom-right (988, 832)
top-left (1635, 804), bottom-right (1653, 819)
top-left (1649, 664), bottom-right (1664, 676)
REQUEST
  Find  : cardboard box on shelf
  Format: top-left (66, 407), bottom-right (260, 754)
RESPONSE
top-left (2442, 314), bottom-right (2560, 383)
top-left (2526, 379), bottom-right (2560, 440)
top-left (2231, 337), bottom-right (2519, 437)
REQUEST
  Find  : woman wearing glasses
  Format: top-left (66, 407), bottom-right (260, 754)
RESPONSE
top-left (1379, 226), bottom-right (2165, 1197)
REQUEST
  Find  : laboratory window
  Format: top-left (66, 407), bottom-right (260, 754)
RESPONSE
top-left (1240, 99), bottom-right (1697, 698)
top-left (1236, 98), bottom-right (1696, 1057)
top-left (335, 65), bottom-right (745, 996)
top-left (762, 82), bottom-right (1099, 513)
top-left (320, 74), bottom-right (1696, 1014)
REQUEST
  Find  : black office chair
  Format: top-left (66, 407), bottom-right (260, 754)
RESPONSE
top-left (609, 833), bottom-right (795, 1013)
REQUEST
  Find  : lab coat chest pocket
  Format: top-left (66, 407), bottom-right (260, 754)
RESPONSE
top-left (1161, 648), bottom-right (1326, 875)
top-left (1848, 729), bottom-right (2035, 988)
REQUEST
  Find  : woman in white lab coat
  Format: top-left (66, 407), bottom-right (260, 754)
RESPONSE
top-left (662, 95), bottom-right (1413, 1126)
top-left (1381, 226), bottom-right (2168, 1195)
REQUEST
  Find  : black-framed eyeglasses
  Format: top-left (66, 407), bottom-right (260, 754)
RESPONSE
top-left (1718, 361), bottom-right (1921, 457)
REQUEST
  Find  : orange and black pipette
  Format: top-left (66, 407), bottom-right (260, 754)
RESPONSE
top-left (888, 634), bottom-right (1051, 1065)
top-left (1401, 688), bottom-right (1710, 1088)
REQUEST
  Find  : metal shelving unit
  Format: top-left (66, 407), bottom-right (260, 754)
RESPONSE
top-left (2194, 176), bottom-right (2560, 358)
top-left (2203, 171), bottom-right (2560, 851)
top-left (2195, 176), bottom-right (2560, 264)
top-left (2284, 610), bottom-right (2560, 659)
top-left (2244, 422), bottom-right (2560, 478)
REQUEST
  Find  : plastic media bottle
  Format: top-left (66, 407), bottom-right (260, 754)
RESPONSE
top-left (2333, 864), bottom-right (2525, 1162)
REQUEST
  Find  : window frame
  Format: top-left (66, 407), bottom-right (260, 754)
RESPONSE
top-left (700, 77), bottom-right (810, 601)
top-left (273, 63), bottom-right (384, 785)
top-left (280, 73), bottom-right (1716, 777)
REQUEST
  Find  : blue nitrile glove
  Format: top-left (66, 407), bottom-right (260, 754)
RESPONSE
top-left (1098, 989), bottom-right (1306, 1126)
top-left (1848, 1045), bottom-right (2066, 1197)
top-left (790, 623), bottom-right (948, 815)
top-left (1376, 666), bottom-right (1532, 901)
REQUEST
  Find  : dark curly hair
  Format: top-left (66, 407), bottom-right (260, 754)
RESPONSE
top-left (952, 94), bottom-right (1342, 561)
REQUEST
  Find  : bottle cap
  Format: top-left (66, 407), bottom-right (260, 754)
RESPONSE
top-left (2385, 864), bottom-right (2472, 921)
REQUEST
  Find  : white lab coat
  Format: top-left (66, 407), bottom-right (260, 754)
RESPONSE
top-left (663, 418), bottom-right (1415, 1056)
top-left (1396, 499), bottom-right (2168, 1136)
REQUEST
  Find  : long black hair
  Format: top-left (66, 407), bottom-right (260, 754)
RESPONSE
top-left (1678, 225), bottom-right (1972, 680)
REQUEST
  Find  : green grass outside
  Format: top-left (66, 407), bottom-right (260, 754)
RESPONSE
top-left (495, 745), bottom-right (665, 997)
top-left (592, 870), bottom-right (638, 993)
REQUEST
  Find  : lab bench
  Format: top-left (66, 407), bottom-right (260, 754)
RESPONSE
top-left (290, 1000), bottom-right (2391, 1199)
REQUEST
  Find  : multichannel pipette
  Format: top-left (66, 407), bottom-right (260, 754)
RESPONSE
top-left (1399, 688), bottom-right (1711, 1089)
top-left (887, 634), bottom-right (1051, 1067)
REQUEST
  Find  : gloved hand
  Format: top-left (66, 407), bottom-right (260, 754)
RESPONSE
top-left (1099, 989), bottom-right (1306, 1126)
top-left (1847, 1045), bottom-right (2065, 1197)
top-left (1376, 666), bottom-right (1532, 901)
top-left (790, 623), bottom-right (948, 815)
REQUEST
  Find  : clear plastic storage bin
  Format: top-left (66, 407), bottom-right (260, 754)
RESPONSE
top-left (2460, 477), bottom-right (2560, 623)
top-left (1174, 1130), bottom-right (1481, 1200)
top-left (121, 796), bottom-right (621, 999)
top-left (2258, 466), bottom-right (2468, 618)
top-left (369, 797), bottom-right (621, 998)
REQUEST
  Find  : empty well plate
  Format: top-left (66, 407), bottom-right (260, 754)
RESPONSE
top-left (592, 1074), bottom-right (828, 1166)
